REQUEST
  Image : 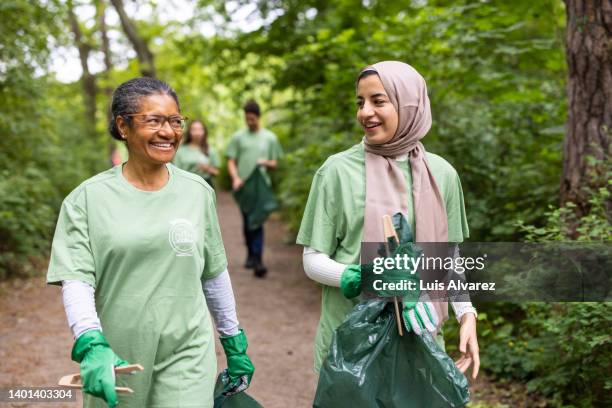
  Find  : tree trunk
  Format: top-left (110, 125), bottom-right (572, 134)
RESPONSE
top-left (95, 0), bottom-right (113, 121)
top-left (95, 0), bottom-right (117, 160)
top-left (68, 0), bottom-right (97, 137)
top-left (561, 0), bottom-right (612, 223)
top-left (110, 0), bottom-right (156, 78)
top-left (97, 0), bottom-right (113, 72)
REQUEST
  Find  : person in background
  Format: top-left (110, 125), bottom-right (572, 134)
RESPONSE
top-left (47, 77), bottom-right (254, 408)
top-left (109, 144), bottom-right (122, 167)
top-left (174, 119), bottom-right (220, 188)
top-left (227, 100), bottom-right (283, 278)
top-left (109, 142), bottom-right (128, 167)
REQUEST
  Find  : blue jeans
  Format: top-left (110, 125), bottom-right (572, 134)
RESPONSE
top-left (242, 211), bottom-right (264, 260)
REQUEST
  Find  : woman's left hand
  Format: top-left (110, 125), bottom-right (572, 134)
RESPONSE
top-left (454, 313), bottom-right (479, 380)
top-left (220, 329), bottom-right (255, 394)
top-left (256, 159), bottom-right (277, 169)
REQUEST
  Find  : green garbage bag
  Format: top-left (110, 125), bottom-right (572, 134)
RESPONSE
top-left (233, 166), bottom-right (278, 230)
top-left (213, 370), bottom-right (263, 408)
top-left (314, 300), bottom-right (470, 408)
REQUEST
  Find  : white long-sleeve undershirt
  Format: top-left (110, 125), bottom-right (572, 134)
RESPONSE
top-left (62, 268), bottom-right (240, 339)
top-left (302, 246), bottom-right (477, 322)
top-left (61, 280), bottom-right (101, 339)
top-left (302, 247), bottom-right (346, 286)
top-left (201, 269), bottom-right (240, 337)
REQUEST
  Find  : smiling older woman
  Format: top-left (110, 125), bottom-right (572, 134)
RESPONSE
top-left (47, 77), bottom-right (254, 408)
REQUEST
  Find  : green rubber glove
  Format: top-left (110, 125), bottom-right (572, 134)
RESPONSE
top-left (361, 220), bottom-right (422, 298)
top-left (220, 329), bottom-right (255, 395)
top-left (367, 240), bottom-right (422, 298)
top-left (340, 264), bottom-right (362, 299)
top-left (341, 247), bottom-right (419, 299)
top-left (71, 330), bottom-right (129, 408)
top-left (403, 299), bottom-right (440, 335)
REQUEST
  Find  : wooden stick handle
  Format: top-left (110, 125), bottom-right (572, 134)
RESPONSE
top-left (383, 215), bottom-right (398, 242)
top-left (114, 364), bottom-right (144, 374)
top-left (58, 364), bottom-right (144, 394)
top-left (383, 215), bottom-right (404, 337)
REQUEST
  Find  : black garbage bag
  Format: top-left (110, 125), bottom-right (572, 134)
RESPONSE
top-left (314, 300), bottom-right (470, 408)
top-left (213, 370), bottom-right (263, 408)
top-left (233, 166), bottom-right (278, 230)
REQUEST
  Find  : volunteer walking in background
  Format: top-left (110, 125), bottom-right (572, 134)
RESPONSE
top-left (297, 61), bottom-right (480, 378)
top-left (227, 100), bottom-right (283, 278)
top-left (174, 119), bottom-right (220, 188)
top-left (47, 77), bottom-right (254, 408)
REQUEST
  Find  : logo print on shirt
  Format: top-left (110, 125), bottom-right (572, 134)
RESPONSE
top-left (168, 219), bottom-right (196, 256)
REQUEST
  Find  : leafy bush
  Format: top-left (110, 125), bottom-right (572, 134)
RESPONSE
top-left (0, 168), bottom-right (56, 278)
top-left (243, 0), bottom-right (569, 242)
top-left (276, 131), bottom-right (352, 233)
top-left (462, 181), bottom-right (611, 407)
top-left (0, 0), bottom-right (106, 278)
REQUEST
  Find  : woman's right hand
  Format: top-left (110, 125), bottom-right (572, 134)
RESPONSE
top-left (232, 177), bottom-right (244, 191)
top-left (72, 330), bottom-right (129, 407)
top-left (340, 264), bottom-right (362, 299)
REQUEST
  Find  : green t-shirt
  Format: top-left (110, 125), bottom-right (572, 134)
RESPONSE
top-left (225, 128), bottom-right (283, 183)
top-left (296, 143), bottom-right (469, 372)
top-left (173, 144), bottom-right (220, 181)
top-left (47, 163), bottom-right (226, 406)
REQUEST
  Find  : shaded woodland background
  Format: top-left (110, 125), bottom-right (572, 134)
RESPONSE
top-left (0, 1), bottom-right (610, 406)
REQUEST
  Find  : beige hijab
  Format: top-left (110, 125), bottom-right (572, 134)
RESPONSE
top-left (360, 61), bottom-right (449, 324)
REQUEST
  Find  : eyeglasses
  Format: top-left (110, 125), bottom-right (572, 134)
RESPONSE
top-left (122, 114), bottom-right (188, 131)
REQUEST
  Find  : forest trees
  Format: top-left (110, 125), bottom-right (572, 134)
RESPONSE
top-left (67, 0), bottom-right (97, 137)
top-left (1, 0), bottom-right (610, 405)
top-left (66, 0), bottom-right (157, 134)
top-left (110, 0), bottom-right (156, 77)
top-left (561, 0), bottom-right (611, 233)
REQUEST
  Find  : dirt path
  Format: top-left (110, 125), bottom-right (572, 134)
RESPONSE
top-left (0, 191), bottom-right (320, 408)
top-left (212, 192), bottom-right (320, 406)
top-left (0, 191), bottom-right (519, 408)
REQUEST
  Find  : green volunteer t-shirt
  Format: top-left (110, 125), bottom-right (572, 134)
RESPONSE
top-left (296, 142), bottom-right (469, 372)
top-left (225, 127), bottom-right (283, 183)
top-left (208, 148), bottom-right (220, 168)
top-left (173, 144), bottom-right (220, 181)
top-left (47, 163), bottom-right (226, 407)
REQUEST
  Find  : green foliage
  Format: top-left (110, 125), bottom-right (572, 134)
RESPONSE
top-left (0, 1), bottom-right (106, 278)
top-left (276, 132), bottom-right (349, 232)
top-left (222, 0), bottom-right (568, 240)
top-left (0, 168), bottom-right (56, 276)
top-left (1, 2), bottom-right (609, 406)
top-left (0, 76), bottom-right (106, 279)
top-left (517, 187), bottom-right (612, 242)
top-left (469, 303), bottom-right (612, 408)
top-left (458, 172), bottom-right (611, 407)
top-left (517, 159), bottom-right (612, 242)
top-left (523, 303), bottom-right (611, 407)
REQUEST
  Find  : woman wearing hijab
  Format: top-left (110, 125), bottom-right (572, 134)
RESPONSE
top-left (297, 61), bottom-right (480, 379)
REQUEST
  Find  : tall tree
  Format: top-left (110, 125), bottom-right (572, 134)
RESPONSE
top-left (67, 0), bottom-right (97, 137)
top-left (95, 0), bottom-right (113, 122)
top-left (561, 0), bottom-right (611, 221)
top-left (96, 0), bottom-right (113, 72)
top-left (110, 0), bottom-right (156, 77)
